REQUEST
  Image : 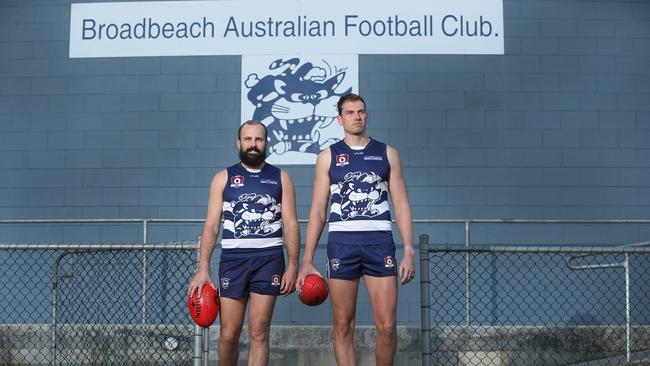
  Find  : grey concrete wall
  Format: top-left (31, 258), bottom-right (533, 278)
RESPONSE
top-left (0, 0), bottom-right (649, 327)
top-left (3, 324), bottom-right (650, 365)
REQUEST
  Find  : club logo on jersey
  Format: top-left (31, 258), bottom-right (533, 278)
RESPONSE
top-left (335, 154), bottom-right (349, 167)
top-left (230, 175), bottom-right (244, 188)
top-left (330, 258), bottom-right (341, 271)
top-left (271, 274), bottom-right (281, 286)
top-left (231, 193), bottom-right (281, 238)
top-left (332, 171), bottom-right (389, 220)
top-left (384, 256), bottom-right (395, 268)
top-left (220, 278), bottom-right (231, 289)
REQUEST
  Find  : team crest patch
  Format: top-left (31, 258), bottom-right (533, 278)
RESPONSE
top-left (335, 154), bottom-right (349, 167)
top-left (330, 258), bottom-right (341, 271)
top-left (384, 256), bottom-right (395, 268)
top-left (271, 274), bottom-right (281, 286)
top-left (230, 175), bottom-right (244, 188)
top-left (220, 278), bottom-right (231, 289)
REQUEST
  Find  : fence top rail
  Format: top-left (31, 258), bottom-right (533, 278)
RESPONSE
top-left (0, 242), bottom-right (199, 251)
top-left (426, 245), bottom-right (650, 254)
top-left (2, 218), bottom-right (650, 225)
top-left (0, 219), bottom-right (205, 224)
top-left (412, 219), bottom-right (650, 224)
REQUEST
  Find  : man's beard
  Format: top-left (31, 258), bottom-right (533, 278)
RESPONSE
top-left (239, 147), bottom-right (266, 167)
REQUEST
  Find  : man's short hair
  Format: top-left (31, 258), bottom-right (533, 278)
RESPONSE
top-left (237, 120), bottom-right (268, 140)
top-left (337, 94), bottom-right (367, 116)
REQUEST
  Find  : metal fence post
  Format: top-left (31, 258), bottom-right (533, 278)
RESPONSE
top-left (192, 235), bottom-right (205, 366)
top-left (203, 327), bottom-right (210, 366)
top-left (51, 251), bottom-right (75, 366)
top-left (192, 324), bottom-right (203, 366)
top-left (419, 234), bottom-right (431, 366)
top-left (142, 219), bottom-right (149, 325)
top-left (51, 256), bottom-right (62, 366)
top-left (465, 220), bottom-right (471, 325)
top-left (625, 254), bottom-right (631, 363)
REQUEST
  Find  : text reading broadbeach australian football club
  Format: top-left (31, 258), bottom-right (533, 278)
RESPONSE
top-left (70, 0), bottom-right (503, 57)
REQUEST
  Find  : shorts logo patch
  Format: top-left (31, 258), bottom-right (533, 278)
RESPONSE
top-left (271, 274), bottom-right (281, 286)
top-left (384, 256), bottom-right (395, 268)
top-left (330, 258), bottom-right (341, 271)
top-left (335, 154), bottom-right (349, 167)
top-left (230, 175), bottom-right (244, 188)
top-left (220, 278), bottom-right (231, 289)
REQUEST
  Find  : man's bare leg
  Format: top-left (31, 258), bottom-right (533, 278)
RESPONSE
top-left (330, 278), bottom-right (361, 366)
top-left (365, 275), bottom-right (398, 366)
top-left (247, 293), bottom-right (277, 366)
top-left (219, 297), bottom-right (247, 366)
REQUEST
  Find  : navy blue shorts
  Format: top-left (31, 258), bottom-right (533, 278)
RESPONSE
top-left (326, 242), bottom-right (397, 279)
top-left (218, 246), bottom-right (285, 299)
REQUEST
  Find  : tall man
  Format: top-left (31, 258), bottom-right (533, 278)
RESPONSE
top-left (188, 120), bottom-right (300, 366)
top-left (298, 94), bottom-right (415, 366)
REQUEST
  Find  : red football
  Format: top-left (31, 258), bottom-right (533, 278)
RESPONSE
top-left (188, 285), bottom-right (219, 327)
top-left (299, 275), bottom-right (329, 306)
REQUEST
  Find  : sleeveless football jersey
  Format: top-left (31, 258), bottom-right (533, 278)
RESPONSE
top-left (221, 163), bottom-right (283, 249)
top-left (328, 138), bottom-right (393, 245)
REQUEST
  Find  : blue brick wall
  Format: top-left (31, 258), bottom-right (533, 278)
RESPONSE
top-left (1, 0), bottom-right (650, 327)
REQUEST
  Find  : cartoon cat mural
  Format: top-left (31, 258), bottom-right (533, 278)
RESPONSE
top-left (243, 57), bottom-right (352, 163)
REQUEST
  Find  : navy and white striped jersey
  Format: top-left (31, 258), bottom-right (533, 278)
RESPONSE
top-left (222, 163), bottom-right (284, 249)
top-left (327, 139), bottom-right (394, 245)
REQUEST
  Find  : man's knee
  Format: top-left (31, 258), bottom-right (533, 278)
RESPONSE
top-left (375, 321), bottom-right (396, 341)
top-left (248, 324), bottom-right (270, 344)
top-left (333, 318), bottom-right (355, 338)
top-left (220, 328), bottom-right (242, 347)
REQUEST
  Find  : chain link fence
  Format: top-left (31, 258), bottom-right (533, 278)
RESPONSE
top-left (0, 243), bottom-right (199, 365)
top-left (420, 240), bottom-right (650, 366)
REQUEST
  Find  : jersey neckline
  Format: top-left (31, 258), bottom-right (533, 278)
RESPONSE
top-left (238, 162), bottom-right (265, 173)
top-left (340, 137), bottom-right (374, 151)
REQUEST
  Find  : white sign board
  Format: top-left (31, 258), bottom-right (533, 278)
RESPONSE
top-left (70, 0), bottom-right (504, 58)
